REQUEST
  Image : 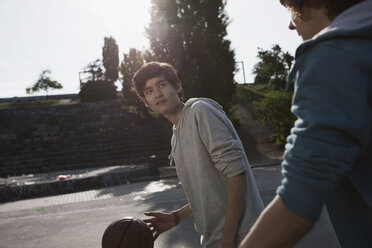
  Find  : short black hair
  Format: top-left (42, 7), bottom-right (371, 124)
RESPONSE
top-left (132, 62), bottom-right (183, 98)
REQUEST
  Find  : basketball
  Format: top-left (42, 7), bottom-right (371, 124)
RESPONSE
top-left (102, 217), bottom-right (154, 248)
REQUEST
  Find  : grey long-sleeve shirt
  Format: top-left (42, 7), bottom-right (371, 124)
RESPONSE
top-left (169, 98), bottom-right (263, 247)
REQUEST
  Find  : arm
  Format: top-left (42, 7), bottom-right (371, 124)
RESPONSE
top-left (192, 101), bottom-right (249, 246)
top-left (239, 195), bottom-right (314, 248)
top-left (221, 173), bottom-right (246, 248)
top-left (143, 203), bottom-right (192, 240)
top-left (239, 43), bottom-right (369, 248)
top-left (174, 203), bottom-right (193, 222)
top-left (193, 102), bottom-right (247, 178)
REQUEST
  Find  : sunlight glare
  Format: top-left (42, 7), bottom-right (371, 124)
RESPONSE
top-left (143, 180), bottom-right (177, 194)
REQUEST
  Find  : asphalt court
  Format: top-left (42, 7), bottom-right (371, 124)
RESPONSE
top-left (0, 165), bottom-right (340, 247)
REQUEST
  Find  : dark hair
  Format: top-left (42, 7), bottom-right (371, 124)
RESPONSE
top-left (132, 61), bottom-right (183, 98)
top-left (280, 0), bottom-right (364, 20)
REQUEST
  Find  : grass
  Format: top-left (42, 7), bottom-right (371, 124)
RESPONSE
top-left (234, 84), bottom-right (272, 103)
top-left (0, 99), bottom-right (59, 109)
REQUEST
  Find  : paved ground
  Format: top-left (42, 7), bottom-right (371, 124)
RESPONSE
top-left (0, 164), bottom-right (340, 248)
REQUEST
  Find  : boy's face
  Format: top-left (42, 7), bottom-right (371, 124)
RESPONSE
top-left (141, 76), bottom-right (183, 116)
top-left (287, 6), bottom-right (332, 41)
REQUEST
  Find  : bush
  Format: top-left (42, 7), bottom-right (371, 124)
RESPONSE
top-left (228, 105), bottom-right (241, 127)
top-left (253, 90), bottom-right (296, 147)
top-left (79, 81), bottom-right (117, 102)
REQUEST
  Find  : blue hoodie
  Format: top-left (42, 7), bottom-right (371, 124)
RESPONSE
top-left (277, 1), bottom-right (372, 247)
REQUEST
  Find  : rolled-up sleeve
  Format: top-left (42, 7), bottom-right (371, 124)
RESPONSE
top-left (277, 43), bottom-right (371, 221)
top-left (192, 101), bottom-right (246, 178)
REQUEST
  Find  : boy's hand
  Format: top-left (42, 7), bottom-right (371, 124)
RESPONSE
top-left (143, 212), bottom-right (177, 240)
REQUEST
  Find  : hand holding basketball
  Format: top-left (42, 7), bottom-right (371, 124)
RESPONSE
top-left (143, 211), bottom-right (177, 240)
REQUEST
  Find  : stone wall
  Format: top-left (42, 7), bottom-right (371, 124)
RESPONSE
top-left (0, 100), bottom-right (172, 177)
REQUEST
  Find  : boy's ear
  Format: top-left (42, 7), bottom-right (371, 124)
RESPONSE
top-left (176, 82), bottom-right (183, 94)
top-left (140, 96), bottom-right (149, 107)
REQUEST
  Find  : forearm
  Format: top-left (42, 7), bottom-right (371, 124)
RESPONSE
top-left (239, 195), bottom-right (314, 248)
top-left (222, 173), bottom-right (246, 245)
top-left (174, 203), bottom-right (192, 223)
top-left (143, 204), bottom-right (192, 239)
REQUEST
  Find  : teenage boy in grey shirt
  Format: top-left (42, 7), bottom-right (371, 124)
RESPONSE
top-left (132, 62), bottom-right (263, 248)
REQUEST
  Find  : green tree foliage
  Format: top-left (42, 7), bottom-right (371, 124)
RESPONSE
top-left (237, 45), bottom-right (295, 146)
top-left (80, 59), bottom-right (105, 84)
top-left (253, 44), bottom-right (294, 89)
top-left (146, 0), bottom-right (236, 111)
top-left (79, 59), bottom-right (117, 102)
top-left (79, 36), bottom-right (119, 102)
top-left (26, 70), bottom-right (63, 99)
top-left (119, 48), bottom-right (144, 105)
top-left (102, 37), bottom-right (119, 84)
top-left (79, 80), bottom-right (117, 102)
top-left (253, 89), bottom-right (296, 147)
top-left (235, 84), bottom-right (296, 147)
top-left (119, 48), bottom-right (149, 117)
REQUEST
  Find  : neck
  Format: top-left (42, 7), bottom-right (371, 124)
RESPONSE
top-left (164, 102), bottom-right (184, 125)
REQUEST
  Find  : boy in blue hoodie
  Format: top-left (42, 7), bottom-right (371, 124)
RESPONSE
top-left (240, 1), bottom-right (372, 247)
top-left (132, 62), bottom-right (263, 248)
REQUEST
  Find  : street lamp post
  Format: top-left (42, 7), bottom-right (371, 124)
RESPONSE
top-left (236, 61), bottom-right (247, 84)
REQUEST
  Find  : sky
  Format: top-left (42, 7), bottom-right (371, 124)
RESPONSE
top-left (0, 0), bottom-right (301, 98)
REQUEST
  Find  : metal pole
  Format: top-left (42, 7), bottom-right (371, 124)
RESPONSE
top-left (241, 61), bottom-right (246, 84)
top-left (236, 61), bottom-right (247, 84)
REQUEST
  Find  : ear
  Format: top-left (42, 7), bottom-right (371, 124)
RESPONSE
top-left (175, 82), bottom-right (183, 94)
top-left (140, 96), bottom-right (149, 107)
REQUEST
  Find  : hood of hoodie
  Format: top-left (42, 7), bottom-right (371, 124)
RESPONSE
top-left (296, 0), bottom-right (372, 57)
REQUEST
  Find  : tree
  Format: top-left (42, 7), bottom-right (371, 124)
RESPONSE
top-left (146, 0), bottom-right (236, 111)
top-left (79, 59), bottom-right (105, 85)
top-left (79, 36), bottom-right (120, 102)
top-left (79, 36), bottom-right (119, 102)
top-left (79, 59), bottom-right (117, 102)
top-left (253, 44), bottom-right (294, 89)
top-left (118, 48), bottom-right (149, 117)
top-left (79, 80), bottom-right (117, 102)
top-left (26, 70), bottom-right (63, 99)
top-left (119, 48), bottom-right (144, 105)
top-left (102, 37), bottom-right (119, 84)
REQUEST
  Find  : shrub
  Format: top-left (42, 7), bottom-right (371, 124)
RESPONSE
top-left (253, 90), bottom-right (296, 147)
top-left (79, 81), bottom-right (117, 102)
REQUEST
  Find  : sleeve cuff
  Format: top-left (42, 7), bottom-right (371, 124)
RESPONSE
top-left (276, 177), bottom-right (326, 221)
top-left (216, 157), bottom-right (247, 178)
